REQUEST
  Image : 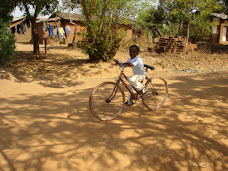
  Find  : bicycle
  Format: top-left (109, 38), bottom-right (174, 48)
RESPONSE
top-left (89, 59), bottom-right (168, 121)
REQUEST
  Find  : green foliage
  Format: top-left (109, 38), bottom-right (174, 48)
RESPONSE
top-left (0, 19), bottom-right (16, 66)
top-left (0, 0), bottom-right (17, 22)
top-left (189, 17), bottom-right (213, 43)
top-left (0, 0), bottom-right (16, 66)
top-left (17, 0), bottom-right (59, 17)
top-left (136, 6), bottom-right (165, 27)
top-left (77, 22), bottom-right (124, 61)
top-left (135, 4), bottom-right (165, 38)
top-left (218, 0), bottom-right (228, 14)
top-left (158, 0), bottom-right (221, 40)
top-left (77, 0), bottom-right (139, 62)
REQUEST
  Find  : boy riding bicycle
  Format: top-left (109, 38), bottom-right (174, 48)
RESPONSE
top-left (124, 45), bottom-right (146, 106)
top-left (90, 45), bottom-right (168, 120)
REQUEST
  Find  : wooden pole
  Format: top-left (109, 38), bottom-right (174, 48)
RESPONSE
top-left (45, 38), bottom-right (47, 55)
top-left (184, 22), bottom-right (190, 58)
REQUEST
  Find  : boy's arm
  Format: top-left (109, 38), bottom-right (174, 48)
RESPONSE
top-left (125, 62), bottom-right (134, 67)
top-left (125, 60), bottom-right (139, 67)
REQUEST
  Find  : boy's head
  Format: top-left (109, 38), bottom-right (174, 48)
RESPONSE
top-left (129, 45), bottom-right (139, 59)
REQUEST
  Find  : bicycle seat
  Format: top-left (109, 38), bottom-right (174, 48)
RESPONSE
top-left (144, 64), bottom-right (155, 70)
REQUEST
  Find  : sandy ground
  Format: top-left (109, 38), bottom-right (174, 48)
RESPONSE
top-left (0, 43), bottom-right (228, 170)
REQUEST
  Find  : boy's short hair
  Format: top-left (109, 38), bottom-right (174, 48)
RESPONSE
top-left (130, 45), bottom-right (140, 52)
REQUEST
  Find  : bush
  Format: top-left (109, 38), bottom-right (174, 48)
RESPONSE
top-left (0, 19), bottom-right (15, 67)
top-left (189, 18), bottom-right (212, 43)
top-left (77, 20), bottom-right (124, 62)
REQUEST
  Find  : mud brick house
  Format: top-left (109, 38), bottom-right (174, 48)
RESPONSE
top-left (11, 12), bottom-right (133, 45)
top-left (10, 16), bottom-right (32, 43)
top-left (10, 13), bottom-right (133, 44)
top-left (10, 16), bottom-right (48, 44)
top-left (211, 13), bottom-right (228, 45)
top-left (43, 12), bottom-right (133, 44)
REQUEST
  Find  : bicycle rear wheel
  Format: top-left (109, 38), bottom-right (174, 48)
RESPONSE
top-left (89, 81), bottom-right (125, 121)
top-left (142, 77), bottom-right (168, 110)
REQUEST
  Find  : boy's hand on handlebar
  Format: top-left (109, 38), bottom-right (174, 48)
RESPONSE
top-left (124, 62), bottom-right (133, 67)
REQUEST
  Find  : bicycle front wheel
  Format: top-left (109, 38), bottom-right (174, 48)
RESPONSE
top-left (142, 77), bottom-right (168, 110)
top-left (89, 81), bottom-right (125, 121)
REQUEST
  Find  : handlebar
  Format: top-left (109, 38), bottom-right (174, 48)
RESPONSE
top-left (113, 59), bottom-right (127, 68)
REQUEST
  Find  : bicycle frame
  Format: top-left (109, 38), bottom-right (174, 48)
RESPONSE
top-left (115, 66), bottom-right (149, 101)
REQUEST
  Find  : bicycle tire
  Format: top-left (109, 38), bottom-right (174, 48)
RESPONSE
top-left (142, 77), bottom-right (168, 110)
top-left (89, 81), bottom-right (125, 121)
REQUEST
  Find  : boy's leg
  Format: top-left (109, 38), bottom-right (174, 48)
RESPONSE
top-left (128, 75), bottom-right (145, 91)
top-left (128, 85), bottom-right (133, 103)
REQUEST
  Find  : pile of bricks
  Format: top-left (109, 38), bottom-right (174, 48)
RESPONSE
top-left (155, 36), bottom-right (186, 54)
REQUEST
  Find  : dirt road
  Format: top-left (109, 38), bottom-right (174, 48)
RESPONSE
top-left (0, 43), bottom-right (227, 170)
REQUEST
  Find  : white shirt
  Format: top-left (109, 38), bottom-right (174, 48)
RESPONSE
top-left (127, 56), bottom-right (146, 76)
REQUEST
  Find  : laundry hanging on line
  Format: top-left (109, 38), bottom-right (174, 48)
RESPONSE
top-left (59, 28), bottom-right (65, 38)
top-left (43, 21), bottom-right (47, 31)
top-left (17, 24), bottom-right (21, 34)
top-left (49, 25), bottom-right (54, 37)
top-left (21, 22), bottom-right (26, 34)
top-left (11, 27), bottom-right (16, 34)
top-left (64, 25), bottom-right (73, 36)
top-left (57, 28), bottom-right (61, 41)
top-left (24, 19), bottom-right (30, 28)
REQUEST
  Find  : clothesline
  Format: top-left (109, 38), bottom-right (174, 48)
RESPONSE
top-left (9, 19), bottom-right (30, 35)
top-left (42, 21), bottom-right (73, 41)
top-left (9, 20), bottom-right (73, 42)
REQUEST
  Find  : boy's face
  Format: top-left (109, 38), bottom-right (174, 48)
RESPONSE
top-left (129, 47), bottom-right (139, 59)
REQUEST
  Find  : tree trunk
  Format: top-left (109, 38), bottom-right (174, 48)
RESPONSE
top-left (178, 19), bottom-right (183, 36)
top-left (31, 18), bottom-right (39, 56)
top-left (155, 26), bottom-right (161, 38)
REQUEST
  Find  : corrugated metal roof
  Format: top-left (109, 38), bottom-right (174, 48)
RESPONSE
top-left (55, 12), bottom-right (85, 21)
top-left (11, 16), bottom-right (26, 23)
top-left (36, 17), bottom-right (61, 23)
top-left (212, 13), bottom-right (228, 20)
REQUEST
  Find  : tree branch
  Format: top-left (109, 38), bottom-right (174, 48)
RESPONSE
top-left (81, 0), bottom-right (89, 21)
top-left (99, 0), bottom-right (108, 31)
top-left (24, 3), bottom-right (31, 19)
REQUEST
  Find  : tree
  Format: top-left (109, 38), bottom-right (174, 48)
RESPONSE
top-left (0, 20), bottom-right (16, 66)
top-left (17, 0), bottom-right (59, 56)
top-left (159, 0), bottom-right (221, 56)
top-left (74, 0), bottom-right (141, 61)
top-left (0, 0), bottom-right (17, 66)
top-left (136, 5), bottom-right (165, 38)
top-left (217, 0), bottom-right (228, 14)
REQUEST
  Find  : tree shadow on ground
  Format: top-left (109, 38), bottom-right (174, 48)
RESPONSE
top-left (44, 45), bottom-right (78, 51)
top-left (16, 42), bottom-right (33, 45)
top-left (0, 72), bottom-right (227, 170)
top-left (7, 51), bottom-right (90, 88)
